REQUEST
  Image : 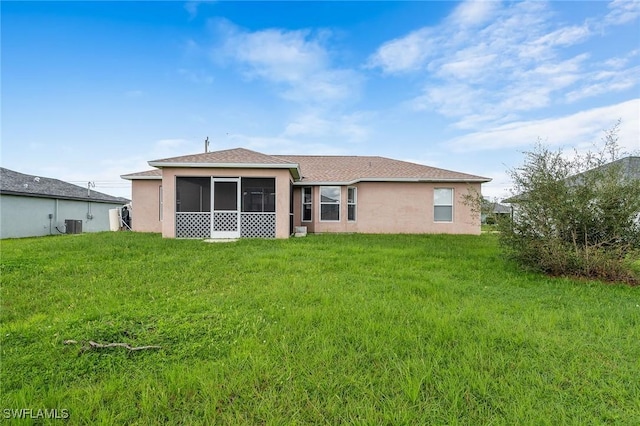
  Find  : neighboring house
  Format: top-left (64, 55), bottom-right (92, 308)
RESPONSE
top-left (121, 147), bottom-right (491, 239)
top-left (1, 167), bottom-right (129, 239)
top-left (503, 155), bottom-right (640, 204)
top-left (481, 200), bottom-right (511, 224)
top-left (615, 156), bottom-right (640, 180)
top-left (502, 156), bottom-right (640, 228)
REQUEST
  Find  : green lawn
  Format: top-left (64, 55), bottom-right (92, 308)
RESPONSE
top-left (1, 232), bottom-right (639, 424)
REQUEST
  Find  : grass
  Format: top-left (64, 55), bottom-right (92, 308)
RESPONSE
top-left (1, 232), bottom-right (639, 424)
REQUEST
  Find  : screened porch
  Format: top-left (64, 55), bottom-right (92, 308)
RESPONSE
top-left (175, 177), bottom-right (277, 238)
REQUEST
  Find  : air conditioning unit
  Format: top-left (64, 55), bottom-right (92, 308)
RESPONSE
top-left (65, 219), bottom-right (83, 234)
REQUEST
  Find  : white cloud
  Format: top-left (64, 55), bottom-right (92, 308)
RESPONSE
top-left (367, 0), bottom-right (640, 129)
top-left (438, 53), bottom-right (498, 81)
top-left (529, 24), bottom-right (592, 49)
top-left (528, 53), bottom-right (588, 76)
top-left (414, 53), bottom-right (588, 124)
top-left (282, 111), bottom-right (371, 144)
top-left (566, 65), bottom-right (640, 102)
top-left (184, 1), bottom-right (216, 19)
top-left (184, 2), bottom-right (199, 18)
top-left (367, 1), bottom-right (517, 75)
top-left (604, 0), bottom-right (640, 25)
top-left (445, 99), bottom-right (640, 153)
top-left (413, 84), bottom-right (485, 116)
top-left (448, 0), bottom-right (502, 27)
top-left (338, 113), bottom-right (371, 143)
top-left (151, 138), bottom-right (201, 159)
top-left (213, 20), bottom-right (360, 104)
top-left (479, 169), bottom-right (514, 200)
top-left (283, 114), bottom-right (331, 138)
top-left (223, 132), bottom-right (347, 156)
top-left (230, 28), bottom-right (328, 81)
top-left (366, 28), bottom-right (434, 73)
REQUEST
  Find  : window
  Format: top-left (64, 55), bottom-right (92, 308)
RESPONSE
top-left (302, 187), bottom-right (312, 222)
top-left (434, 188), bottom-right (453, 222)
top-left (176, 177), bottom-right (211, 212)
top-left (320, 186), bottom-right (340, 221)
top-left (347, 187), bottom-right (357, 221)
top-left (241, 178), bottom-right (275, 212)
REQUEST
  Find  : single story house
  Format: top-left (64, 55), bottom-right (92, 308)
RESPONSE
top-left (503, 155), bottom-right (640, 204)
top-left (121, 147), bottom-right (491, 239)
top-left (0, 167), bottom-right (129, 239)
top-left (481, 200), bottom-right (512, 224)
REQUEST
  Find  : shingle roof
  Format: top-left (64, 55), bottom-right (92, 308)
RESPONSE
top-left (149, 148), bottom-right (297, 166)
top-left (147, 148), bottom-right (301, 179)
top-left (489, 202), bottom-right (511, 214)
top-left (276, 155), bottom-right (490, 183)
top-left (123, 147), bottom-right (490, 184)
top-left (1, 167), bottom-right (129, 203)
top-left (609, 156), bottom-right (640, 180)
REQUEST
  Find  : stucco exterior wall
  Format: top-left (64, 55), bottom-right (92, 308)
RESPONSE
top-left (291, 186), bottom-right (302, 232)
top-left (131, 180), bottom-right (162, 233)
top-left (159, 168), bottom-right (292, 238)
top-left (130, 175), bottom-right (483, 238)
top-left (1, 194), bottom-right (124, 239)
top-left (293, 181), bottom-right (482, 235)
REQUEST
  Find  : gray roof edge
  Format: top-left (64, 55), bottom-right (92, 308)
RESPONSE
top-left (0, 167), bottom-right (129, 204)
top-left (1, 190), bottom-right (129, 204)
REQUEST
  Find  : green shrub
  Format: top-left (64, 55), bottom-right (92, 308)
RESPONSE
top-left (500, 122), bottom-right (640, 285)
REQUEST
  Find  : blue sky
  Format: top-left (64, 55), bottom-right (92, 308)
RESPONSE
top-left (2, 1), bottom-right (639, 200)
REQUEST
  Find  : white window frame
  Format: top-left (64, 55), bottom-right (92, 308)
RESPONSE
top-left (434, 188), bottom-right (454, 223)
top-left (347, 186), bottom-right (357, 222)
top-left (302, 187), bottom-right (312, 222)
top-left (320, 186), bottom-right (341, 222)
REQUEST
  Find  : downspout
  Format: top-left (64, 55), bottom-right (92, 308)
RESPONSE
top-left (54, 199), bottom-right (65, 234)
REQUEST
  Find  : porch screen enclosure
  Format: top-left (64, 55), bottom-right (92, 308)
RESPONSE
top-left (175, 177), bottom-right (276, 238)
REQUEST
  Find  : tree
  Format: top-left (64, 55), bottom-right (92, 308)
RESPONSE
top-left (500, 122), bottom-right (640, 284)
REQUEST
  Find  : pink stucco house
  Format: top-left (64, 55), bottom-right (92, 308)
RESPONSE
top-left (121, 148), bottom-right (491, 238)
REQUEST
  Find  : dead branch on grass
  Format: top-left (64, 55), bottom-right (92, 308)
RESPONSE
top-left (64, 339), bottom-right (161, 352)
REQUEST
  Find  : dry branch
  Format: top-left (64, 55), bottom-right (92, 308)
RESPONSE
top-left (88, 341), bottom-right (162, 351)
top-left (63, 339), bottom-right (161, 352)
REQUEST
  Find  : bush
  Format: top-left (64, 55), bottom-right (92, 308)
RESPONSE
top-left (500, 123), bottom-right (640, 285)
